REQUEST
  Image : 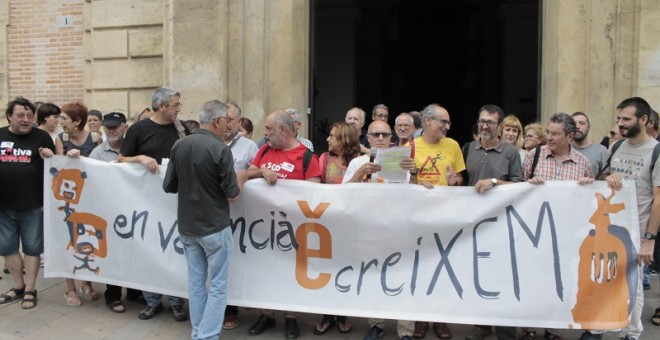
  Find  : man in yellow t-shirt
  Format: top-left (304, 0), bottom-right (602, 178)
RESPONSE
top-left (409, 104), bottom-right (466, 187)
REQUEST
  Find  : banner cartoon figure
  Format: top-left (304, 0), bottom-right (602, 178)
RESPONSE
top-left (571, 190), bottom-right (638, 329)
top-left (50, 167), bottom-right (108, 274)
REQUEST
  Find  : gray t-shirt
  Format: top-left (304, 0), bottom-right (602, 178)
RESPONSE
top-left (573, 142), bottom-right (608, 177)
top-left (610, 138), bottom-right (660, 233)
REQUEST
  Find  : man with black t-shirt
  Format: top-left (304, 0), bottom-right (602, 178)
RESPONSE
top-left (0, 97), bottom-right (55, 310)
top-left (118, 86), bottom-right (189, 321)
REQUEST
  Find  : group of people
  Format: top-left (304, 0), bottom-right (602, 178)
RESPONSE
top-left (0, 88), bottom-right (659, 340)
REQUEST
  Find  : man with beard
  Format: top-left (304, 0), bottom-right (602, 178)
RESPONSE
top-left (571, 112), bottom-right (608, 178)
top-left (245, 109), bottom-right (321, 339)
top-left (580, 97), bottom-right (660, 340)
top-left (463, 104), bottom-right (521, 340)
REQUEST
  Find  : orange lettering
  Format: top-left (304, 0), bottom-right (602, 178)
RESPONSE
top-left (296, 201), bottom-right (330, 219)
top-left (295, 222), bottom-right (332, 289)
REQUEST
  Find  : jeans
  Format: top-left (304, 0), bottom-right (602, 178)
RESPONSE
top-left (643, 265), bottom-right (650, 287)
top-left (0, 207), bottom-right (44, 256)
top-left (180, 227), bottom-right (233, 340)
top-left (143, 291), bottom-right (184, 308)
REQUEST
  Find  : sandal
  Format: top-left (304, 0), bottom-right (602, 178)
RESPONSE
top-left (313, 314), bottom-right (336, 335)
top-left (81, 283), bottom-right (99, 301)
top-left (65, 289), bottom-right (82, 307)
top-left (0, 287), bottom-right (25, 304)
top-left (433, 322), bottom-right (452, 339)
top-left (336, 315), bottom-right (352, 334)
top-left (21, 290), bottom-right (37, 309)
top-left (223, 313), bottom-right (239, 330)
top-left (543, 330), bottom-right (561, 340)
top-left (653, 307), bottom-right (660, 326)
top-left (107, 300), bottom-right (125, 313)
top-left (519, 328), bottom-right (536, 340)
top-left (414, 321), bottom-right (429, 339)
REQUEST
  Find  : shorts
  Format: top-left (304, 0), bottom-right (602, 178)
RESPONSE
top-left (0, 207), bottom-right (44, 257)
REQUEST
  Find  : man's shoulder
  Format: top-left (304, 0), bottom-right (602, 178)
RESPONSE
top-left (348, 154), bottom-right (369, 166)
top-left (441, 137), bottom-right (461, 149)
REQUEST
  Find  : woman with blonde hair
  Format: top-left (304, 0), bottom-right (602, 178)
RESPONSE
top-left (521, 123), bottom-right (547, 160)
top-left (500, 114), bottom-right (524, 150)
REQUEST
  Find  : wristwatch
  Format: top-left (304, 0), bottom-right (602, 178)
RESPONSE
top-left (410, 168), bottom-right (419, 176)
top-left (643, 232), bottom-right (657, 240)
top-left (491, 178), bottom-right (498, 186)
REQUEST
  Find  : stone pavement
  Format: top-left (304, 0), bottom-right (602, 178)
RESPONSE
top-left (0, 265), bottom-right (658, 340)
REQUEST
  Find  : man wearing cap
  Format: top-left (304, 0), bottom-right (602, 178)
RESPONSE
top-left (89, 112), bottom-right (128, 162)
top-left (89, 112), bottom-right (143, 313)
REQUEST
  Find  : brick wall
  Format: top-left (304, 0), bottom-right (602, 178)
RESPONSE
top-left (7, 0), bottom-right (84, 106)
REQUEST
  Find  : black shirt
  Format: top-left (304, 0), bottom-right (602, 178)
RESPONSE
top-left (0, 127), bottom-right (55, 210)
top-left (120, 119), bottom-right (189, 163)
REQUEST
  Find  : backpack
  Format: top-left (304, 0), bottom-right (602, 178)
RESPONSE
top-left (596, 139), bottom-right (660, 179)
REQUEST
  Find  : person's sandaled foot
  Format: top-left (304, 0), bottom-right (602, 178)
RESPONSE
top-left (107, 300), bottom-right (125, 313)
top-left (81, 284), bottom-right (99, 301)
top-left (65, 289), bottom-right (82, 307)
top-left (21, 290), bottom-right (37, 310)
top-left (652, 307), bottom-right (660, 326)
top-left (0, 287), bottom-right (25, 304)
top-left (413, 322), bottom-right (429, 339)
top-left (336, 315), bottom-right (352, 334)
top-left (543, 330), bottom-right (561, 340)
top-left (433, 322), bottom-right (452, 339)
top-left (313, 314), bottom-right (336, 335)
top-left (223, 313), bottom-right (239, 330)
top-left (519, 328), bottom-right (536, 340)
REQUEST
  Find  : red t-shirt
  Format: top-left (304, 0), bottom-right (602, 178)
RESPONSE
top-left (252, 143), bottom-right (321, 180)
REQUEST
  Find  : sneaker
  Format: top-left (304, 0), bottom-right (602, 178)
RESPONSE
top-left (138, 304), bottom-right (163, 320)
top-left (619, 336), bottom-right (636, 340)
top-left (364, 325), bottom-right (384, 340)
top-left (466, 326), bottom-right (492, 340)
top-left (578, 331), bottom-right (603, 340)
top-left (170, 305), bottom-right (188, 322)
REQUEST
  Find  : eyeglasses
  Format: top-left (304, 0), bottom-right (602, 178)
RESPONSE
top-left (374, 114), bottom-right (389, 119)
top-left (367, 132), bottom-right (392, 138)
top-left (545, 130), bottom-right (564, 138)
top-left (395, 123), bottom-right (412, 129)
top-left (478, 119), bottom-right (498, 127)
top-left (165, 102), bottom-right (183, 108)
top-left (430, 117), bottom-right (451, 126)
top-left (523, 134), bottom-right (538, 139)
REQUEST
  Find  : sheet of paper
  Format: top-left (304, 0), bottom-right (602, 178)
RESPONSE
top-left (374, 146), bottom-right (410, 183)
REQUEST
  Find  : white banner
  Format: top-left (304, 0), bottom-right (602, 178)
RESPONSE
top-left (44, 156), bottom-right (641, 329)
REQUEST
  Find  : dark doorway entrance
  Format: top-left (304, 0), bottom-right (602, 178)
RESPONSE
top-left (311, 0), bottom-right (539, 151)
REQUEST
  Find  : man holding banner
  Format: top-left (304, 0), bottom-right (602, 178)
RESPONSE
top-left (464, 104), bottom-right (522, 340)
top-left (342, 119), bottom-right (419, 340)
top-left (245, 109), bottom-right (321, 339)
top-left (163, 99), bottom-right (240, 340)
top-left (118, 86), bottom-right (189, 321)
top-left (522, 112), bottom-right (593, 340)
top-left (590, 97), bottom-right (660, 340)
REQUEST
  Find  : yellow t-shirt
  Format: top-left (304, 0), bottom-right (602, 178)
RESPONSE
top-left (409, 136), bottom-right (466, 186)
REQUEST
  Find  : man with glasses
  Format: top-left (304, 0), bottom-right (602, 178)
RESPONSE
top-left (410, 104), bottom-right (465, 187)
top-left (464, 104), bottom-right (522, 340)
top-left (571, 112), bottom-right (608, 178)
top-left (341, 119), bottom-right (418, 340)
top-left (118, 86), bottom-right (190, 321)
top-left (373, 103), bottom-right (398, 146)
top-left (394, 113), bottom-right (415, 147)
top-left (407, 103), bottom-right (465, 339)
top-left (221, 101), bottom-right (258, 330)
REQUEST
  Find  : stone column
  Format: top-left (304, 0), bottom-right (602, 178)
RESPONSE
top-left (169, 0), bottom-right (310, 137)
top-left (541, 0), bottom-right (659, 139)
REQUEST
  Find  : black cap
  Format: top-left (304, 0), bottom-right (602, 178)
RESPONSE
top-left (102, 112), bottom-right (126, 127)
